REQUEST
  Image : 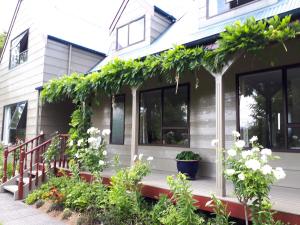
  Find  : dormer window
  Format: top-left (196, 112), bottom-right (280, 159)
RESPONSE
top-left (9, 29), bottom-right (29, 69)
top-left (116, 16), bottom-right (145, 50)
top-left (208, 0), bottom-right (256, 17)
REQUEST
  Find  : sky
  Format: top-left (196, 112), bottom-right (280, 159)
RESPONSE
top-left (0, 0), bottom-right (18, 32)
top-left (0, 0), bottom-right (123, 33)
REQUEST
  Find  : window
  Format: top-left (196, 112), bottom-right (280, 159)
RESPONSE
top-left (238, 66), bottom-right (300, 151)
top-left (2, 102), bottom-right (27, 145)
top-left (110, 95), bottom-right (125, 144)
top-left (9, 30), bottom-right (29, 69)
top-left (139, 84), bottom-right (189, 147)
top-left (116, 17), bottom-right (145, 50)
top-left (208, 0), bottom-right (255, 17)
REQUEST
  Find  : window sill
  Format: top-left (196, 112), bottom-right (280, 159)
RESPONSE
top-left (204, 0), bottom-right (278, 28)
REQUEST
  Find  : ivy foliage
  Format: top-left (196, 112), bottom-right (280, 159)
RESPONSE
top-left (40, 15), bottom-right (300, 150)
top-left (42, 15), bottom-right (300, 104)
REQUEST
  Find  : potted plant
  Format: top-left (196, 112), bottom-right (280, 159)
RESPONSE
top-left (176, 151), bottom-right (201, 180)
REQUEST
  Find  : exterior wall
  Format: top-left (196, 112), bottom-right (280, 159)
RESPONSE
top-left (40, 38), bottom-right (104, 137)
top-left (0, 0), bottom-right (47, 141)
top-left (92, 38), bottom-right (300, 189)
top-left (150, 12), bottom-right (172, 43)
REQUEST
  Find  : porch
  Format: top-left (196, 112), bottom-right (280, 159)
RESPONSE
top-left (100, 169), bottom-right (300, 224)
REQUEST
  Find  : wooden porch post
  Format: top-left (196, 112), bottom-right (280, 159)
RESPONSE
top-left (214, 74), bottom-right (226, 197)
top-left (130, 87), bottom-right (139, 166)
top-left (205, 59), bottom-right (236, 197)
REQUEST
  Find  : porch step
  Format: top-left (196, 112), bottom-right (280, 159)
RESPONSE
top-left (17, 177), bottom-right (30, 184)
top-left (29, 170), bottom-right (42, 177)
top-left (3, 185), bottom-right (18, 194)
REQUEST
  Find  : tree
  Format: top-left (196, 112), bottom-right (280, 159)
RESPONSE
top-left (0, 32), bottom-right (7, 55)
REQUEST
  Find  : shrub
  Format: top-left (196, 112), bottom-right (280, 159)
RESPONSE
top-left (161, 173), bottom-right (205, 225)
top-left (62, 208), bottom-right (72, 220)
top-left (35, 199), bottom-right (45, 208)
top-left (176, 151), bottom-right (201, 161)
top-left (225, 131), bottom-right (287, 225)
top-left (47, 202), bottom-right (64, 213)
top-left (103, 156), bottom-right (152, 225)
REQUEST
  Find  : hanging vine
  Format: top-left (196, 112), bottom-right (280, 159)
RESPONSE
top-left (41, 15), bottom-right (300, 157)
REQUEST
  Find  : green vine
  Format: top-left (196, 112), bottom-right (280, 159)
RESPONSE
top-left (41, 15), bottom-right (300, 153)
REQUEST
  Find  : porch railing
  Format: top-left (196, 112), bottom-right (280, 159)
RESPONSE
top-left (18, 134), bottom-right (69, 199)
top-left (2, 134), bottom-right (45, 183)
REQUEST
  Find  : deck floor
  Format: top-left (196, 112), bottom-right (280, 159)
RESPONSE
top-left (102, 169), bottom-right (300, 216)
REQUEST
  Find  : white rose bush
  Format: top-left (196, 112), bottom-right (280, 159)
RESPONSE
top-left (73, 127), bottom-right (111, 179)
top-left (224, 131), bottom-right (286, 225)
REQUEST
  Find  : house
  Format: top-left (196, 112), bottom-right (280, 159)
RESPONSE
top-left (89, 0), bottom-right (300, 193)
top-left (0, 0), bottom-right (106, 145)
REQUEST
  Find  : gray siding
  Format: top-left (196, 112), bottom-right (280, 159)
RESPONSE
top-left (150, 12), bottom-right (172, 43)
top-left (40, 38), bottom-right (104, 137)
top-left (91, 38), bottom-right (300, 189)
top-left (0, 0), bottom-right (46, 140)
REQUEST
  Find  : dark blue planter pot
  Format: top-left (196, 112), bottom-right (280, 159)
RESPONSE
top-left (176, 160), bottom-right (199, 180)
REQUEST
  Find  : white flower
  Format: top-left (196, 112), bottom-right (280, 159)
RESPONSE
top-left (292, 135), bottom-right (298, 140)
top-left (249, 136), bottom-right (258, 143)
top-left (147, 156), bottom-right (154, 161)
top-left (133, 155), bottom-right (137, 161)
top-left (238, 173), bottom-right (245, 181)
top-left (261, 148), bottom-right (272, 156)
top-left (227, 149), bottom-right (237, 157)
top-left (69, 140), bottom-right (74, 147)
top-left (261, 164), bottom-right (272, 175)
top-left (88, 137), bottom-right (97, 144)
top-left (75, 153), bottom-right (79, 158)
top-left (251, 147), bottom-right (260, 152)
top-left (211, 139), bottom-right (219, 147)
top-left (102, 129), bottom-right (111, 136)
top-left (77, 139), bottom-right (84, 147)
top-left (261, 155), bottom-right (268, 163)
top-left (232, 131), bottom-right (240, 138)
top-left (87, 127), bottom-right (100, 135)
top-left (102, 150), bottom-right (107, 156)
top-left (99, 160), bottom-right (105, 166)
top-left (225, 169), bottom-right (235, 176)
top-left (241, 150), bottom-right (253, 159)
top-left (138, 154), bottom-right (144, 160)
top-left (273, 167), bottom-right (286, 180)
top-left (245, 159), bottom-right (261, 171)
top-left (235, 140), bottom-right (245, 148)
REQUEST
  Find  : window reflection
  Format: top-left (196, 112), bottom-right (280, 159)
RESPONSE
top-left (111, 95), bottom-right (125, 144)
top-left (239, 70), bottom-right (284, 148)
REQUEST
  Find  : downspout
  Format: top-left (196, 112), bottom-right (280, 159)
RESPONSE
top-left (68, 44), bottom-right (72, 75)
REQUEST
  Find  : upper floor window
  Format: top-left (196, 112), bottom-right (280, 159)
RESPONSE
top-left (9, 30), bottom-right (29, 69)
top-left (116, 16), bottom-right (145, 50)
top-left (139, 84), bottom-right (190, 147)
top-left (208, 0), bottom-right (255, 17)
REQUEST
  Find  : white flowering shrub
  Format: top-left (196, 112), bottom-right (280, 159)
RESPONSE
top-left (224, 131), bottom-right (286, 225)
top-left (70, 127), bottom-right (110, 178)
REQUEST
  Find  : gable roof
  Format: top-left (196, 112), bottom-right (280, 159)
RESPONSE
top-left (90, 0), bottom-right (300, 72)
top-left (109, 0), bottom-right (176, 33)
top-left (0, 0), bottom-right (22, 63)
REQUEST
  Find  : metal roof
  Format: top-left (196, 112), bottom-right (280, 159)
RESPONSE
top-left (90, 0), bottom-right (300, 72)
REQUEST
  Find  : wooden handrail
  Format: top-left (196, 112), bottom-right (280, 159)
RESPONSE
top-left (17, 134), bottom-right (69, 199)
top-left (2, 133), bottom-right (45, 183)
